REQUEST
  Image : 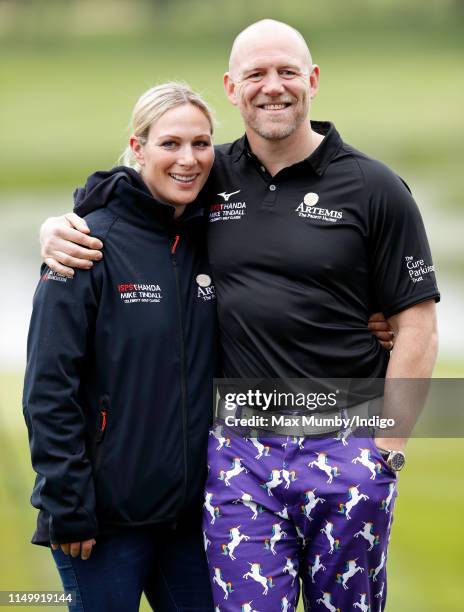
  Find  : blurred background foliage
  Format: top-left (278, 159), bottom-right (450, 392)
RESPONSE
top-left (0, 1), bottom-right (463, 610)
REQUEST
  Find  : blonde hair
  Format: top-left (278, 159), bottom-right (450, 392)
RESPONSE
top-left (120, 82), bottom-right (215, 170)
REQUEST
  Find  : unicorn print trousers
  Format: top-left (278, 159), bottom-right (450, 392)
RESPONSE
top-left (203, 426), bottom-right (398, 612)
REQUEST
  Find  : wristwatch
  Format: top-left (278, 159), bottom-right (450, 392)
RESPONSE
top-left (378, 447), bottom-right (406, 472)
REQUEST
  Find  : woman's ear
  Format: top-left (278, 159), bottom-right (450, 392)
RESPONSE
top-left (129, 135), bottom-right (145, 166)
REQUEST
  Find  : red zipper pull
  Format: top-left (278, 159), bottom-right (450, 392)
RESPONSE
top-left (171, 234), bottom-right (180, 254)
top-left (100, 410), bottom-right (107, 433)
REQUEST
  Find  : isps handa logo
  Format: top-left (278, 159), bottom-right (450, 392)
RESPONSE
top-left (117, 282), bottom-right (162, 304)
top-left (295, 192), bottom-right (343, 223)
top-left (196, 274), bottom-right (216, 302)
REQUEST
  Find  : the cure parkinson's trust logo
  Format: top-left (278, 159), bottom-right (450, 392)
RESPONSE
top-left (209, 188), bottom-right (246, 223)
top-left (404, 256), bottom-right (435, 284)
top-left (196, 274), bottom-right (216, 301)
top-left (295, 192), bottom-right (343, 223)
top-left (117, 282), bottom-right (162, 304)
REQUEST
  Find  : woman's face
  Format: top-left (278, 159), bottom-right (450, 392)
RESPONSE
top-left (131, 104), bottom-right (214, 208)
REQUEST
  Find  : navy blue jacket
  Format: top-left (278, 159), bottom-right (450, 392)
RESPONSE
top-left (23, 168), bottom-right (217, 545)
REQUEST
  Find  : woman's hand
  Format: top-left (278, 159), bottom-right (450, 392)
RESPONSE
top-left (51, 538), bottom-right (96, 560)
top-left (368, 312), bottom-right (395, 350)
top-left (40, 213), bottom-right (103, 278)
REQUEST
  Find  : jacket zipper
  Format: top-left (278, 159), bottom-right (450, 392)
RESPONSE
top-left (170, 234), bottom-right (188, 515)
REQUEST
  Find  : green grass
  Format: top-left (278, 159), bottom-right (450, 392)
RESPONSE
top-left (2, 367), bottom-right (463, 610)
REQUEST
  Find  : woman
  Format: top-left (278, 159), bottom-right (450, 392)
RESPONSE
top-left (23, 83), bottom-right (217, 611)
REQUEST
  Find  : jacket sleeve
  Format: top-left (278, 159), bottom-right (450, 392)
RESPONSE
top-left (23, 265), bottom-right (101, 544)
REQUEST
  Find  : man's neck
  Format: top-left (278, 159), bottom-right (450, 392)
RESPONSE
top-left (246, 121), bottom-right (325, 177)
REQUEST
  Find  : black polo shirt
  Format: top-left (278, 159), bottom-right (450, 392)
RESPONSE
top-left (205, 121), bottom-right (440, 379)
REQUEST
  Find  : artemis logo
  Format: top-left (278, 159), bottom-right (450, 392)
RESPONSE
top-left (304, 192), bottom-right (319, 206)
top-left (295, 192), bottom-right (343, 223)
top-left (196, 274), bottom-right (216, 301)
top-left (217, 189), bottom-right (240, 201)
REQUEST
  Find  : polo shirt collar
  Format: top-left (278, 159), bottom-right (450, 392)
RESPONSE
top-left (232, 120), bottom-right (343, 177)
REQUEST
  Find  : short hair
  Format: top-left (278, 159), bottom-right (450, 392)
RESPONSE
top-left (120, 82), bottom-right (215, 170)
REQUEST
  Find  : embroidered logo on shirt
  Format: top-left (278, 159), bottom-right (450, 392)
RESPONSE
top-left (295, 192), bottom-right (343, 223)
top-left (404, 256), bottom-right (435, 284)
top-left (41, 270), bottom-right (68, 283)
top-left (209, 190), bottom-right (246, 223)
top-left (196, 274), bottom-right (216, 301)
top-left (217, 190), bottom-right (241, 202)
top-left (117, 283), bottom-right (162, 304)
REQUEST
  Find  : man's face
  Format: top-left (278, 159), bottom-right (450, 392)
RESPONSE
top-left (225, 35), bottom-right (319, 141)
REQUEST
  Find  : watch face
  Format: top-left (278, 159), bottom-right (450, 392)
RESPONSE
top-left (390, 451), bottom-right (406, 471)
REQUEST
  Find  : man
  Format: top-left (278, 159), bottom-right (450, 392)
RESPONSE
top-left (40, 19), bottom-right (439, 611)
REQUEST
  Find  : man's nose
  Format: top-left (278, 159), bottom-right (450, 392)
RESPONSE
top-left (261, 71), bottom-right (285, 96)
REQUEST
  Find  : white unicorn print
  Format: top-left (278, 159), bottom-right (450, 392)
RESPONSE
top-left (334, 427), bottom-right (352, 446)
top-left (316, 591), bottom-right (341, 612)
top-left (354, 522), bottom-right (380, 551)
top-left (301, 489), bottom-right (326, 521)
top-left (222, 526), bottom-right (250, 560)
top-left (309, 553), bottom-right (326, 583)
top-left (282, 557), bottom-right (297, 587)
top-left (353, 592), bottom-right (370, 611)
top-left (203, 530), bottom-right (211, 551)
top-left (204, 491), bottom-right (220, 525)
top-left (219, 457), bottom-right (248, 486)
top-left (308, 452), bottom-right (340, 484)
top-left (320, 520), bottom-right (340, 554)
top-left (264, 522), bottom-right (287, 556)
top-left (338, 485), bottom-right (369, 520)
top-left (369, 552), bottom-right (386, 582)
top-left (241, 602), bottom-right (260, 612)
top-left (296, 525), bottom-right (307, 547)
top-left (212, 567), bottom-right (233, 600)
top-left (242, 563), bottom-right (274, 596)
top-left (209, 424), bottom-right (231, 451)
top-left (352, 448), bottom-right (381, 480)
top-left (380, 483), bottom-right (396, 513)
top-left (262, 469), bottom-right (283, 496)
top-left (281, 465), bottom-right (297, 489)
top-left (233, 492), bottom-right (261, 520)
top-left (281, 595), bottom-right (291, 612)
top-left (336, 558), bottom-right (364, 590)
top-left (246, 437), bottom-right (270, 459)
top-left (374, 581), bottom-right (384, 599)
top-left (276, 505), bottom-right (289, 520)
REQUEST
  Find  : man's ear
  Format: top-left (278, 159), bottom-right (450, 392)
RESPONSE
top-left (224, 72), bottom-right (238, 106)
top-left (309, 64), bottom-right (320, 99)
top-left (129, 135), bottom-right (145, 166)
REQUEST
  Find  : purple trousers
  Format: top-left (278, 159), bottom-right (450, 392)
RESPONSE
top-left (203, 425), bottom-right (398, 612)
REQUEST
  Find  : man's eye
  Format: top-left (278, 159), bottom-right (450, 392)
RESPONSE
top-left (247, 72), bottom-right (263, 81)
top-left (280, 70), bottom-right (297, 77)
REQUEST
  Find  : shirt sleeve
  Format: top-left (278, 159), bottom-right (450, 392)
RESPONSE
top-left (22, 264), bottom-right (102, 544)
top-left (366, 161), bottom-right (440, 318)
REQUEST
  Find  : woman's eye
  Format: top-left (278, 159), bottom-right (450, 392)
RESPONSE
top-left (160, 141), bottom-right (177, 149)
top-left (194, 141), bottom-right (211, 148)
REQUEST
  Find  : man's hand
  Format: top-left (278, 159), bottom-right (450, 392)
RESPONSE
top-left (368, 312), bottom-right (394, 350)
top-left (51, 538), bottom-right (96, 560)
top-left (40, 213), bottom-right (103, 278)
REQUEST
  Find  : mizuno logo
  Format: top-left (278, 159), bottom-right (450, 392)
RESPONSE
top-left (217, 190), bottom-right (241, 201)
